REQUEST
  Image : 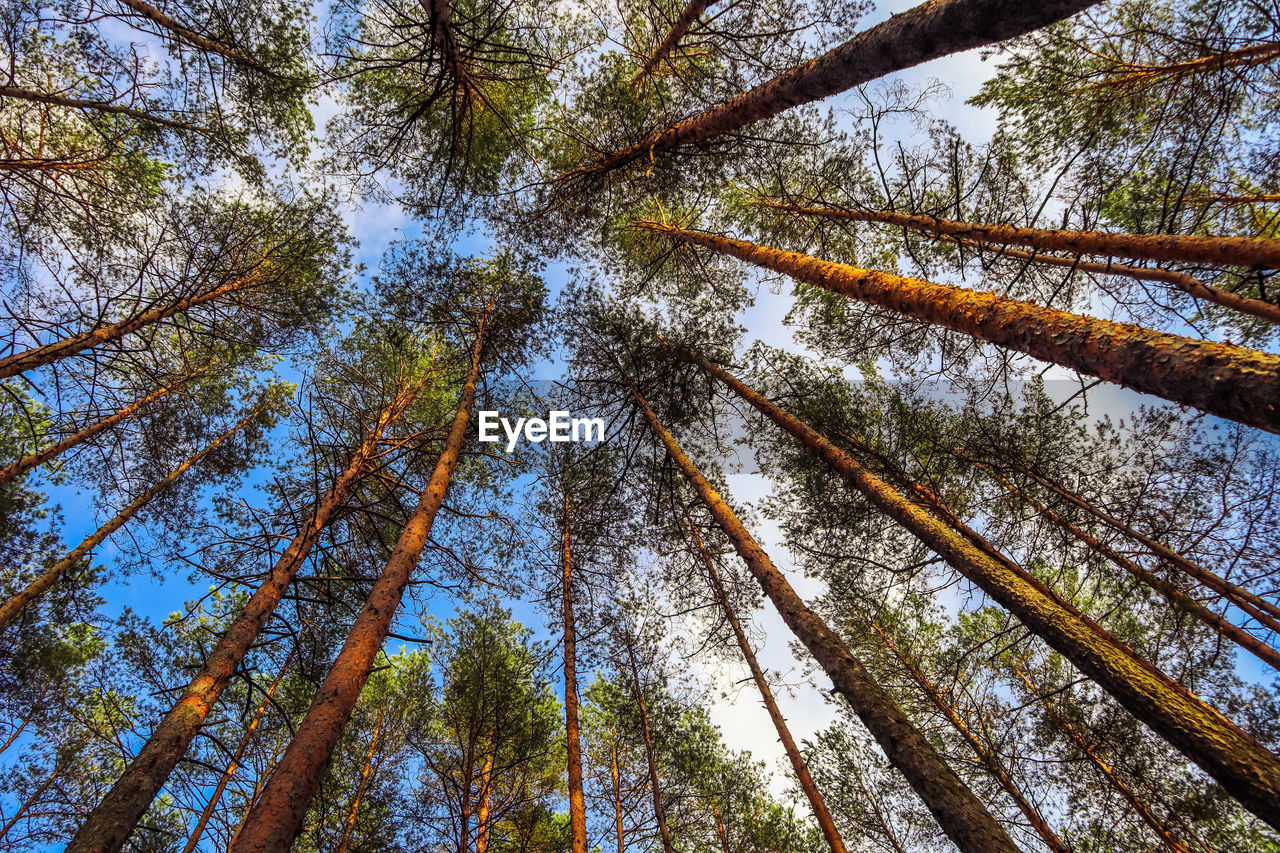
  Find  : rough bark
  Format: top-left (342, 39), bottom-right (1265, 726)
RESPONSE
top-left (559, 0), bottom-right (1100, 186)
top-left (113, 0), bottom-right (276, 74)
top-left (562, 491), bottom-right (589, 853)
top-left (867, 621), bottom-right (1069, 853)
top-left (756, 200), bottom-right (1280, 278)
top-left (228, 323), bottom-right (486, 852)
top-left (0, 370), bottom-right (197, 486)
top-left (628, 380), bottom-right (1020, 853)
top-left (679, 348), bottom-right (1280, 829)
top-left (646, 223), bottom-right (1280, 434)
top-left (635, 0), bottom-right (714, 81)
top-left (0, 268), bottom-right (274, 380)
top-left (180, 651), bottom-right (294, 853)
top-left (624, 637), bottom-right (678, 853)
top-left (680, 506), bottom-right (848, 853)
top-left (64, 378), bottom-right (423, 853)
top-left (0, 402), bottom-right (265, 634)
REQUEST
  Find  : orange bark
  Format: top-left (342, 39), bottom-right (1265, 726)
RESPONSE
top-left (645, 223), bottom-right (1280, 435)
top-left (635, 0), bottom-right (714, 81)
top-left (475, 748), bottom-right (493, 853)
top-left (334, 706), bottom-right (385, 853)
top-left (562, 490), bottom-right (589, 853)
top-left (610, 730), bottom-right (625, 853)
top-left (0, 401), bottom-right (267, 634)
top-left (756, 200), bottom-right (1280, 276)
top-left (228, 322), bottom-right (486, 852)
top-left (681, 507), bottom-right (848, 853)
top-left (65, 376), bottom-right (427, 853)
top-left (679, 348), bottom-right (1280, 829)
top-left (558, 0), bottom-right (1099, 186)
top-left (180, 651), bottom-right (294, 853)
top-left (624, 636), bottom-right (677, 853)
top-left (1088, 41), bottom-right (1280, 89)
top-left (628, 380), bottom-right (1019, 853)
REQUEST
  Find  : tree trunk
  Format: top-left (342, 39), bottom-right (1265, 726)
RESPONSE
top-left (610, 729), bottom-right (626, 853)
top-left (64, 378), bottom-right (424, 853)
top-left (756, 200), bottom-right (1280, 282)
top-left (423, 0), bottom-right (472, 95)
top-left (627, 379), bottom-right (1020, 853)
top-left (624, 636), bottom-right (678, 853)
top-left (113, 0), bottom-right (273, 73)
top-left (559, 0), bottom-right (1099, 186)
top-left (226, 730), bottom-right (289, 852)
top-left (0, 86), bottom-right (213, 134)
top-left (0, 369), bottom-right (198, 486)
top-left (679, 505), bottom-right (848, 853)
top-left (475, 747), bottom-right (493, 853)
top-left (1009, 661), bottom-right (1200, 853)
top-left (562, 490), bottom-right (589, 853)
top-left (0, 267), bottom-right (275, 380)
top-left (228, 321), bottom-right (487, 852)
top-left (711, 803), bottom-right (732, 853)
top-left (982, 467), bottom-right (1280, 671)
top-left (180, 651), bottom-right (294, 853)
top-left (1089, 41), bottom-right (1280, 89)
top-left (335, 706), bottom-right (385, 853)
top-left (679, 348), bottom-right (1280, 829)
top-left (647, 224), bottom-right (1280, 435)
top-left (866, 620), bottom-right (1069, 853)
top-left (635, 0), bottom-right (714, 81)
top-left (0, 401), bottom-right (267, 634)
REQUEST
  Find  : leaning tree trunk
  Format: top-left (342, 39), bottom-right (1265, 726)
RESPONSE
top-left (628, 380), bottom-right (1020, 853)
top-left (0, 401), bottom-right (267, 634)
top-left (610, 730), bottom-right (626, 853)
top-left (63, 377), bottom-right (426, 853)
top-left (0, 267), bottom-right (276, 379)
top-left (562, 490), bottom-right (589, 853)
top-left (1090, 40), bottom-right (1280, 89)
top-left (559, 0), bottom-right (1100, 187)
top-left (635, 0), bottom-right (714, 81)
top-left (678, 347), bottom-right (1280, 829)
top-left (335, 706), bottom-right (385, 853)
top-left (623, 636), bottom-right (678, 853)
top-left (228, 322), bottom-right (487, 852)
top-left (756, 200), bottom-right (1280, 282)
top-left (645, 223), bottom-right (1280, 435)
top-left (0, 86), bottom-right (212, 133)
top-left (679, 504), bottom-right (848, 853)
top-left (865, 619), bottom-right (1070, 853)
top-left (0, 367), bottom-right (201, 486)
top-left (179, 650), bottom-right (294, 853)
top-left (113, 0), bottom-right (275, 73)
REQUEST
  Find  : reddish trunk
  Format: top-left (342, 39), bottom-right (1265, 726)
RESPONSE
top-left (648, 224), bottom-right (1280, 434)
top-left (65, 379), bottom-right (424, 853)
top-left (681, 507), bottom-right (848, 853)
top-left (628, 380), bottom-right (1019, 853)
top-left (610, 730), bottom-right (625, 853)
top-left (335, 707), bottom-right (385, 853)
top-left (758, 201), bottom-right (1280, 282)
top-left (1091, 41), bottom-right (1280, 88)
top-left (624, 638), bottom-right (678, 853)
top-left (475, 748), bottom-right (493, 853)
top-left (562, 491), bottom-right (589, 853)
top-left (636, 0), bottom-right (714, 81)
top-left (680, 348), bottom-right (1280, 829)
top-left (560, 0), bottom-right (1099, 185)
top-left (0, 402), bottom-right (267, 634)
top-left (228, 323), bottom-right (486, 852)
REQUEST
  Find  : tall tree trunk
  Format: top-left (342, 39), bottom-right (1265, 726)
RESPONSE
top-left (755, 200), bottom-right (1280, 284)
top-left (711, 803), bottom-right (732, 853)
top-left (679, 504), bottom-right (848, 853)
top-left (1008, 661), bottom-right (1201, 853)
top-left (1089, 41), bottom-right (1280, 89)
top-left (475, 747), bottom-right (493, 853)
top-left (0, 86), bottom-right (213, 133)
top-left (423, 0), bottom-right (472, 96)
top-left (678, 347), bottom-right (1280, 828)
top-left (1004, 461), bottom-right (1280, 630)
top-left (627, 379), bottom-right (1020, 853)
top-left (647, 224), bottom-right (1280, 435)
top-left (635, 0), bottom-right (714, 81)
top-left (335, 706), bottom-right (385, 853)
top-left (229, 321), bottom-right (487, 852)
top-left (982, 467), bottom-right (1280, 671)
top-left (0, 368), bottom-right (200, 486)
top-left (623, 636), bottom-right (678, 853)
top-left (0, 400), bottom-right (267, 634)
top-left (561, 490), bottom-right (589, 853)
top-left (866, 620), bottom-right (1069, 853)
top-left (180, 651), bottom-right (294, 853)
top-left (65, 377), bottom-right (426, 853)
top-left (226, 730), bottom-right (289, 852)
top-left (0, 267), bottom-right (275, 379)
top-left (559, 0), bottom-right (1099, 186)
top-left (113, 0), bottom-right (276, 73)
top-left (610, 729), bottom-right (626, 853)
